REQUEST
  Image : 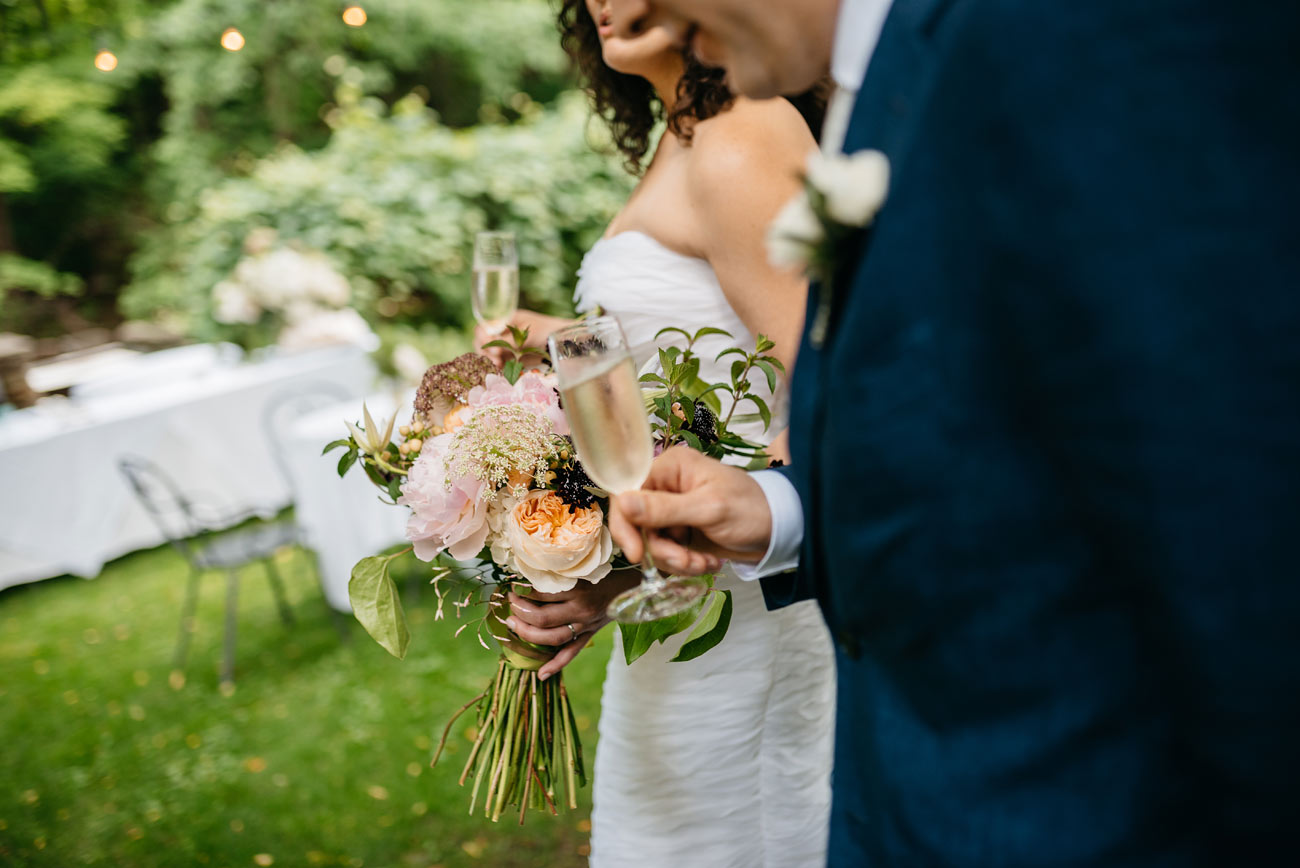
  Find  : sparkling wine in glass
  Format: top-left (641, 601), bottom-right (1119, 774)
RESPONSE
top-left (548, 316), bottom-right (710, 623)
top-left (472, 231), bottom-right (519, 336)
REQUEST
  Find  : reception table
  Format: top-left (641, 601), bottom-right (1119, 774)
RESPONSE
top-left (0, 344), bottom-right (375, 592)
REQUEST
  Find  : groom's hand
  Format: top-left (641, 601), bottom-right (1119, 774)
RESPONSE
top-left (609, 447), bottom-right (774, 575)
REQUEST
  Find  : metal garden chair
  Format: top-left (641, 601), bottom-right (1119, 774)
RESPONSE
top-left (118, 454), bottom-right (304, 685)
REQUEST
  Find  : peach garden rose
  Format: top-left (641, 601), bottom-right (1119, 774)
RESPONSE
top-left (491, 489), bottom-right (612, 593)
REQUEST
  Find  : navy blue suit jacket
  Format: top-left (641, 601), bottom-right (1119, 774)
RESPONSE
top-left (763, 1), bottom-right (1300, 864)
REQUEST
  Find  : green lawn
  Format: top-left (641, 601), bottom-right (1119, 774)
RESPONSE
top-left (0, 539), bottom-right (606, 867)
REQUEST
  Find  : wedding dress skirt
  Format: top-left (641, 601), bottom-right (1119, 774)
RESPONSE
top-left (575, 232), bottom-right (835, 868)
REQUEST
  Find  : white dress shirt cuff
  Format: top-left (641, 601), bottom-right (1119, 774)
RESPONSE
top-left (731, 470), bottom-right (804, 581)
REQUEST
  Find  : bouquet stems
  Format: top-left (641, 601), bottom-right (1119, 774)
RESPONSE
top-left (434, 651), bottom-right (585, 823)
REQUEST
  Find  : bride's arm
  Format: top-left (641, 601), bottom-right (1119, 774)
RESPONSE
top-left (685, 97), bottom-right (816, 376)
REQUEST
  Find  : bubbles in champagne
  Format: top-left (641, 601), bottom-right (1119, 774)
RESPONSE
top-left (559, 355), bottom-right (653, 495)
top-left (472, 265), bottom-right (519, 333)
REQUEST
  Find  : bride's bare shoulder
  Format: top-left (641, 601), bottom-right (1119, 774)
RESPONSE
top-left (688, 96), bottom-right (815, 170)
top-left (685, 97), bottom-right (813, 215)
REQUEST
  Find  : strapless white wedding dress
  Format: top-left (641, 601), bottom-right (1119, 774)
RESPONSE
top-left (575, 231), bottom-right (835, 868)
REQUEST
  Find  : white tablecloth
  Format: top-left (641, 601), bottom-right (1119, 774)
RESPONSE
top-left (0, 345), bottom-right (376, 591)
top-left (280, 393), bottom-right (412, 612)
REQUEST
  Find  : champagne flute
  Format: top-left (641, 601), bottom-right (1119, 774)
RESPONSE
top-left (548, 316), bottom-right (710, 623)
top-left (472, 231), bottom-right (519, 337)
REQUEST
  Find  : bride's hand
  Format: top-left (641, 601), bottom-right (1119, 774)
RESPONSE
top-left (474, 309), bottom-right (577, 369)
top-left (505, 571), bottom-right (641, 679)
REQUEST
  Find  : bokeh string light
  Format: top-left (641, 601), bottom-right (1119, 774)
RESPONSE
top-left (220, 27), bottom-right (245, 52)
top-left (98, 10), bottom-right (365, 69)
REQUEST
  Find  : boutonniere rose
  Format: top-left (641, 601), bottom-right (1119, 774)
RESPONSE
top-left (767, 149), bottom-right (890, 346)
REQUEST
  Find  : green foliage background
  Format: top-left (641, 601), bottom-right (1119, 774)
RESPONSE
top-left (0, 0), bottom-right (634, 349)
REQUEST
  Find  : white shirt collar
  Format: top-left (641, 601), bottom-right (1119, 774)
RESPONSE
top-left (831, 0), bottom-right (895, 92)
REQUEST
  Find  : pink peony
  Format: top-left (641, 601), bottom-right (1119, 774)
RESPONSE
top-left (467, 371), bottom-right (568, 437)
top-left (398, 433), bottom-right (490, 561)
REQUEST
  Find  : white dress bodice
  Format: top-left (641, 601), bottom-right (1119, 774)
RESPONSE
top-left (575, 231), bottom-right (785, 451)
top-left (574, 231), bottom-right (835, 868)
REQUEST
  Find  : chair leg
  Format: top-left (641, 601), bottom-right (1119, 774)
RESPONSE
top-left (221, 568), bottom-right (239, 686)
top-left (173, 566), bottom-right (203, 671)
top-left (263, 556), bottom-right (295, 626)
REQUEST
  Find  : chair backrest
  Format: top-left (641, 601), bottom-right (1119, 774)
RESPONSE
top-left (117, 455), bottom-right (205, 551)
top-left (260, 380), bottom-right (354, 502)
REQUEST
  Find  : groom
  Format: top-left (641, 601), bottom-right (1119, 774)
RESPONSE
top-left (608, 0), bottom-right (1300, 864)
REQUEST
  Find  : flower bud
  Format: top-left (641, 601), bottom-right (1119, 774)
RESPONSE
top-left (399, 425), bottom-right (411, 437)
top-left (408, 438), bottom-right (422, 453)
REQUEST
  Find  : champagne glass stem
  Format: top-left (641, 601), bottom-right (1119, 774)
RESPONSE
top-left (639, 525), bottom-right (661, 582)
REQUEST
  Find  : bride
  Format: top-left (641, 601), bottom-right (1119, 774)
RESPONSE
top-left (478, 1), bottom-right (835, 864)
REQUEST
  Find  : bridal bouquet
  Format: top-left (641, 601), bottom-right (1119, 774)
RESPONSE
top-left (328, 324), bottom-right (783, 823)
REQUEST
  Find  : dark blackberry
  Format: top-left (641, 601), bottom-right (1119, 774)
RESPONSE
top-left (687, 402), bottom-right (718, 445)
top-left (554, 460), bottom-right (597, 510)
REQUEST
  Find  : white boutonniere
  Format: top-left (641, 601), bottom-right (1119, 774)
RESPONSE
top-left (766, 149), bottom-right (890, 347)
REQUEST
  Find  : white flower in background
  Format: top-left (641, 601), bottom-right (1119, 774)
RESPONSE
top-left (229, 246), bottom-right (352, 311)
top-left (243, 226), bottom-right (279, 256)
top-left (212, 280), bottom-right (262, 325)
top-left (766, 189), bottom-right (823, 270)
top-left (391, 343), bottom-right (430, 386)
top-left (277, 308), bottom-right (379, 352)
top-left (304, 254), bottom-right (352, 307)
top-left (805, 148), bottom-right (890, 227)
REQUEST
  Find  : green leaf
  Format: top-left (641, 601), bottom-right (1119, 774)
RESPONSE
top-left (671, 589), bottom-right (733, 662)
top-left (618, 584), bottom-right (712, 665)
top-left (617, 574), bottom-right (717, 664)
top-left (754, 359), bottom-right (779, 393)
top-left (680, 397), bottom-right (695, 426)
top-left (618, 622), bottom-right (658, 666)
top-left (348, 555), bottom-right (410, 659)
top-left (672, 357), bottom-right (701, 388)
top-left (337, 448), bottom-right (359, 477)
top-left (691, 326), bottom-right (732, 342)
top-left (747, 394), bottom-right (772, 431)
top-left (755, 335), bottom-right (776, 354)
top-left (480, 339), bottom-right (515, 350)
top-left (502, 358), bottom-right (523, 385)
top-left (654, 326), bottom-right (692, 343)
top-left (639, 373), bottom-right (669, 386)
top-left (714, 347), bottom-right (747, 363)
top-left (730, 359), bottom-right (747, 386)
top-left (321, 438), bottom-right (352, 455)
top-left (508, 324), bottom-right (529, 346)
top-left (679, 429), bottom-right (703, 452)
top-left (761, 355), bottom-right (787, 375)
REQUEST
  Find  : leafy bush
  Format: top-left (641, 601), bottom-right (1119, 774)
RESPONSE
top-left (123, 86), bottom-right (634, 357)
top-left (0, 0), bottom-right (581, 339)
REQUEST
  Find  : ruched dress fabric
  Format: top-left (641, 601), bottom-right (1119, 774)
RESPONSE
top-left (574, 231), bottom-right (835, 868)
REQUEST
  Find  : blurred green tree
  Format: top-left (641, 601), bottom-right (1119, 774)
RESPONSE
top-left (0, 0), bottom-right (581, 338)
top-left (123, 86), bottom-right (634, 365)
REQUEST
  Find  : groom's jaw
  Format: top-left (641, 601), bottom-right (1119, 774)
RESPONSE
top-left (633, 0), bottom-right (838, 99)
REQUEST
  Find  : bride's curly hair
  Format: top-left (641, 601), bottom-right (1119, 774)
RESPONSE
top-left (557, 0), bottom-right (735, 175)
